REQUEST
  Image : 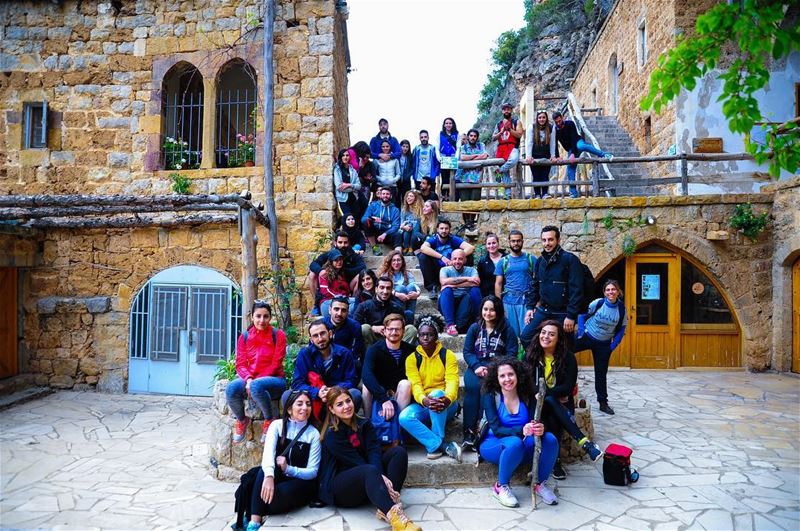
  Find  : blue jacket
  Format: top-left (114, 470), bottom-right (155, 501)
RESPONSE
top-left (360, 200), bottom-right (401, 236)
top-left (369, 133), bottom-right (402, 160)
top-left (463, 319), bottom-right (519, 371)
top-left (323, 316), bottom-right (366, 369)
top-left (525, 246), bottom-right (584, 320)
top-left (439, 131), bottom-right (459, 157)
top-left (412, 145), bottom-right (440, 182)
top-left (291, 343), bottom-right (358, 399)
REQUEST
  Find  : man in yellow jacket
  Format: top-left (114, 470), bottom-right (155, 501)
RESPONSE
top-left (399, 315), bottom-right (462, 462)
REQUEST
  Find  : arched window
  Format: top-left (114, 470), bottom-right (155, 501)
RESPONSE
top-left (216, 59), bottom-right (258, 168)
top-left (607, 53), bottom-right (619, 115)
top-left (162, 62), bottom-right (204, 170)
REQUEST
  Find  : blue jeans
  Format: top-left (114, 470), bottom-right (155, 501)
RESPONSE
top-left (226, 376), bottom-right (287, 421)
top-left (503, 300), bottom-right (527, 340)
top-left (574, 334), bottom-right (613, 403)
top-left (399, 389), bottom-right (458, 453)
top-left (498, 148), bottom-right (520, 198)
top-left (566, 140), bottom-right (607, 197)
top-left (320, 297), bottom-right (356, 318)
top-left (479, 432), bottom-right (559, 485)
top-left (394, 284), bottom-right (418, 316)
top-left (438, 286), bottom-right (482, 331)
top-left (462, 369), bottom-right (484, 434)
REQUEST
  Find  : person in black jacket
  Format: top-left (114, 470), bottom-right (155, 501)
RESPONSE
top-left (308, 231), bottom-right (367, 312)
top-left (526, 319), bottom-right (603, 480)
top-left (519, 225), bottom-right (584, 349)
top-left (317, 387), bottom-right (420, 531)
top-left (361, 313), bottom-right (415, 420)
top-left (461, 295), bottom-right (519, 450)
top-left (354, 276), bottom-right (418, 346)
top-left (477, 232), bottom-right (506, 297)
top-left (552, 111), bottom-right (612, 198)
top-left (397, 140), bottom-right (415, 206)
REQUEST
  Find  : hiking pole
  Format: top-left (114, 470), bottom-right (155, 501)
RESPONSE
top-left (530, 377), bottom-right (546, 508)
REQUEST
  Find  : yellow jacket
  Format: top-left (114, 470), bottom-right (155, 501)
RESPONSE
top-left (405, 343), bottom-right (459, 405)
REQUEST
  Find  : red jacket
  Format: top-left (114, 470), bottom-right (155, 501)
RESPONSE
top-left (318, 270), bottom-right (350, 303)
top-left (235, 325), bottom-right (286, 380)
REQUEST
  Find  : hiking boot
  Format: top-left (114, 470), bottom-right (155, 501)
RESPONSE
top-left (491, 482), bottom-right (519, 508)
top-left (446, 324), bottom-right (458, 337)
top-left (372, 245), bottom-right (383, 256)
top-left (535, 483), bottom-right (558, 505)
top-left (233, 417), bottom-right (251, 444)
top-left (552, 459), bottom-right (567, 480)
top-left (582, 440), bottom-right (604, 462)
top-left (599, 401), bottom-right (615, 415)
top-left (260, 419), bottom-right (274, 444)
top-left (444, 441), bottom-right (462, 463)
top-left (462, 429), bottom-right (477, 452)
top-left (386, 503), bottom-right (422, 531)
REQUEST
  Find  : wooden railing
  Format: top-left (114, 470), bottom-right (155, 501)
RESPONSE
top-left (442, 152), bottom-right (761, 199)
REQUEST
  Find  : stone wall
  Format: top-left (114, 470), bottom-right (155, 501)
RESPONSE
top-left (442, 194), bottom-right (775, 369)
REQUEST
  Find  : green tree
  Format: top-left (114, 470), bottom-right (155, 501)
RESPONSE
top-left (477, 29), bottom-right (522, 117)
top-left (640, 0), bottom-right (800, 177)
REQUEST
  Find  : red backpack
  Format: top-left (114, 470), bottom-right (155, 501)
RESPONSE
top-left (603, 443), bottom-right (639, 486)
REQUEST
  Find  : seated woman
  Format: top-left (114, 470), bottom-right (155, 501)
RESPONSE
top-left (479, 357), bottom-right (559, 508)
top-left (226, 301), bottom-right (287, 444)
top-left (318, 387), bottom-right (420, 531)
top-left (574, 279), bottom-right (627, 415)
top-left (339, 213), bottom-right (367, 253)
top-left (379, 251), bottom-right (420, 321)
top-left (353, 269), bottom-right (378, 309)
top-left (318, 250), bottom-right (355, 316)
top-left (399, 315), bottom-right (462, 463)
top-left (393, 190), bottom-right (423, 255)
top-left (462, 295), bottom-right (519, 450)
top-left (248, 390), bottom-right (321, 530)
top-left (526, 320), bottom-right (603, 480)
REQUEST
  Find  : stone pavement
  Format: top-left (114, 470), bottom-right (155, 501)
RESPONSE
top-left (1, 370), bottom-right (798, 530)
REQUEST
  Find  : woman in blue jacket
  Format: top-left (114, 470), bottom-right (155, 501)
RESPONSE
top-left (461, 295), bottom-right (519, 450)
top-left (438, 117), bottom-right (459, 201)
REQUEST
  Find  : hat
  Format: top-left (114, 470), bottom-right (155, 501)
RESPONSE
top-left (501, 102), bottom-right (513, 109)
top-left (328, 249), bottom-right (344, 261)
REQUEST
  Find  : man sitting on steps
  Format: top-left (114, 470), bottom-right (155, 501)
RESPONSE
top-left (308, 231), bottom-right (365, 313)
top-left (418, 219), bottom-right (474, 298)
top-left (361, 313), bottom-right (415, 420)
top-left (438, 249), bottom-right (482, 336)
top-left (354, 276), bottom-right (418, 347)
top-left (323, 296), bottom-right (366, 376)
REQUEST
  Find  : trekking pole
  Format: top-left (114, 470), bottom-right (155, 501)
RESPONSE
top-left (530, 377), bottom-right (546, 508)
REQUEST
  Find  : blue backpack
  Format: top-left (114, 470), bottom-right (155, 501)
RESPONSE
top-left (370, 399), bottom-right (402, 447)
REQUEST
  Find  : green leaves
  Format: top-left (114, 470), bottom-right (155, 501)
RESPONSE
top-left (729, 202), bottom-right (769, 241)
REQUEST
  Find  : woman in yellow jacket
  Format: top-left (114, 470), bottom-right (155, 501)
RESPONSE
top-left (399, 315), bottom-right (462, 462)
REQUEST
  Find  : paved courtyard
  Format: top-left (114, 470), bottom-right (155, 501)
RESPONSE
top-left (1, 370), bottom-right (798, 530)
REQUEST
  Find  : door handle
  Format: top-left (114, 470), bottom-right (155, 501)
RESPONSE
top-left (189, 329), bottom-right (197, 347)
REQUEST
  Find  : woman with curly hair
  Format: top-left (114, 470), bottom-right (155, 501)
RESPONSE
top-left (526, 320), bottom-right (603, 481)
top-left (317, 387), bottom-right (419, 531)
top-left (479, 356), bottom-right (559, 508)
top-left (379, 251), bottom-right (420, 317)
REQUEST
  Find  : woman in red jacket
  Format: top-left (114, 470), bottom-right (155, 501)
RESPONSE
top-left (226, 301), bottom-right (287, 444)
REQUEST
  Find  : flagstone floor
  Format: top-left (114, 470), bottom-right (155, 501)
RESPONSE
top-left (1, 370), bottom-right (798, 530)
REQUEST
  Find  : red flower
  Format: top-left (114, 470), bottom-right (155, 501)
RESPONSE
top-left (348, 433), bottom-right (361, 448)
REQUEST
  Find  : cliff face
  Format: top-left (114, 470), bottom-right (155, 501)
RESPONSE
top-left (474, 1), bottom-right (610, 139)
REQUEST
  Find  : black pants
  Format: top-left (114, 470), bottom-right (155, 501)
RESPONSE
top-left (574, 334), bottom-right (612, 402)
top-left (418, 252), bottom-right (443, 291)
top-left (332, 446), bottom-right (408, 513)
top-left (251, 468), bottom-right (317, 516)
top-left (530, 166), bottom-right (550, 198)
top-left (542, 395), bottom-right (585, 444)
top-left (440, 169), bottom-right (453, 199)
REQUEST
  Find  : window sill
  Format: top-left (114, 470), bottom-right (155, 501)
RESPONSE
top-left (153, 166), bottom-right (262, 179)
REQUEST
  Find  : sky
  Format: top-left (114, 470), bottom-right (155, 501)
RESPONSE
top-left (345, 0), bottom-right (525, 147)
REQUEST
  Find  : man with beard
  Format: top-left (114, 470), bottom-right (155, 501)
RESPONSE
top-left (354, 276), bottom-right (418, 346)
top-left (418, 176), bottom-right (440, 205)
top-left (494, 230), bottom-right (536, 338)
top-left (361, 313), bottom-right (415, 420)
top-left (418, 219), bottom-right (474, 298)
top-left (519, 225), bottom-right (585, 349)
top-left (308, 231), bottom-right (366, 312)
top-left (369, 117), bottom-right (401, 161)
top-left (456, 128), bottom-right (488, 227)
top-left (552, 110), bottom-right (613, 198)
top-left (323, 297), bottom-right (366, 375)
top-left (438, 249), bottom-right (482, 336)
top-left (360, 186), bottom-right (400, 256)
top-left (492, 103), bottom-right (523, 199)
top-left (412, 130), bottom-right (441, 189)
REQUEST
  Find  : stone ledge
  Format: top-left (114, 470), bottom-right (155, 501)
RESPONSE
top-left (151, 166), bottom-right (264, 180)
top-left (37, 296), bottom-right (112, 314)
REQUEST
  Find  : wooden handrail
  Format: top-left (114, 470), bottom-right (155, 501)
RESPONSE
top-left (456, 152), bottom-right (759, 169)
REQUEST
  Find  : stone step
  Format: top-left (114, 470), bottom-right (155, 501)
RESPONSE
top-left (363, 253), bottom-right (419, 270)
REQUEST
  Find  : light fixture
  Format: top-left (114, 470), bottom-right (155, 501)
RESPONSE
top-left (646, 215), bottom-right (657, 225)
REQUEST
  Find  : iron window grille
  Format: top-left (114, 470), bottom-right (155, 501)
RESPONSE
top-left (162, 91), bottom-right (204, 170)
top-left (23, 101), bottom-right (48, 149)
top-left (216, 88), bottom-right (258, 168)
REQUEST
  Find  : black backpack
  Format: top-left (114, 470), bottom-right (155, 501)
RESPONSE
top-left (233, 466), bottom-right (261, 529)
top-left (578, 262), bottom-right (595, 315)
top-left (414, 348), bottom-right (447, 369)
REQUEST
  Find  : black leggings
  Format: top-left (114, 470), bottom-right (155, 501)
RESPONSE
top-left (251, 468), bottom-right (317, 516)
top-left (332, 446), bottom-right (408, 513)
top-left (541, 395), bottom-right (585, 444)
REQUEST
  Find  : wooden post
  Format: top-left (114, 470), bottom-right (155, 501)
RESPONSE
top-left (680, 153), bottom-right (688, 196)
top-left (592, 161), bottom-right (600, 197)
top-left (514, 164), bottom-right (523, 199)
top-left (240, 207), bottom-right (258, 333)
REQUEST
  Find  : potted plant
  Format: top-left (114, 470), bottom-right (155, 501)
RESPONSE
top-left (227, 133), bottom-right (256, 167)
top-left (162, 136), bottom-right (200, 170)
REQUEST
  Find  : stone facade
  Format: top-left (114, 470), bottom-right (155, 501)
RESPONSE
top-left (0, 0), bottom-right (348, 390)
top-left (443, 194), bottom-right (776, 370)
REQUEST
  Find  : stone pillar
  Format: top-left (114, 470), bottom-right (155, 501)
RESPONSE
top-left (200, 77), bottom-right (216, 169)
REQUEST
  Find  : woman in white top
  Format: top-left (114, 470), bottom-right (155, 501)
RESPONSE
top-left (248, 389), bottom-right (321, 530)
top-left (524, 111), bottom-right (558, 199)
top-left (376, 140), bottom-right (401, 204)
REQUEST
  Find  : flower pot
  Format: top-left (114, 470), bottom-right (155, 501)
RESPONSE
top-left (244, 161), bottom-right (255, 167)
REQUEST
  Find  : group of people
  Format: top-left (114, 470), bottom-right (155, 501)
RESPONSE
top-left (225, 220), bottom-right (629, 528)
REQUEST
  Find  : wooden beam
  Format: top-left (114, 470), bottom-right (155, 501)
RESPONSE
top-left (0, 193), bottom-right (245, 209)
top-left (0, 203), bottom-right (237, 221)
top-left (240, 208), bottom-right (258, 332)
top-left (24, 213), bottom-right (237, 229)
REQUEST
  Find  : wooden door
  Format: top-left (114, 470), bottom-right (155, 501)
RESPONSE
top-left (627, 254), bottom-right (680, 369)
top-left (0, 268), bottom-right (18, 379)
top-left (793, 259), bottom-right (800, 374)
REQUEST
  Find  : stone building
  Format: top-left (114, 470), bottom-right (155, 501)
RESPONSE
top-left (0, 0), bottom-right (349, 393)
top-left (569, 0), bottom-right (799, 187)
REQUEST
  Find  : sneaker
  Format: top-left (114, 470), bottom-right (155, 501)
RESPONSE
top-left (462, 429), bottom-right (477, 452)
top-left (372, 245), bottom-right (383, 256)
top-left (491, 482), bottom-right (519, 508)
top-left (403, 247), bottom-right (414, 256)
top-left (233, 417), bottom-right (251, 444)
top-left (599, 401), bottom-right (615, 415)
top-left (582, 440), bottom-right (604, 462)
top-left (245, 521), bottom-right (262, 531)
top-left (428, 286), bottom-right (438, 300)
top-left (604, 153), bottom-right (614, 161)
top-left (542, 193), bottom-right (552, 199)
top-left (386, 503), bottom-right (422, 531)
top-left (552, 459), bottom-right (567, 480)
top-left (260, 419), bottom-right (273, 443)
top-left (535, 483), bottom-right (559, 505)
top-left (426, 449), bottom-right (443, 460)
top-left (446, 324), bottom-right (458, 337)
top-left (444, 441), bottom-right (462, 463)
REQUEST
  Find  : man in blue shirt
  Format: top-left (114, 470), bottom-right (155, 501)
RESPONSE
top-left (323, 297), bottom-right (366, 375)
top-left (361, 186), bottom-right (401, 255)
top-left (438, 249), bottom-right (482, 336)
top-left (412, 129), bottom-right (440, 188)
top-left (369, 118), bottom-right (401, 161)
top-left (494, 230), bottom-right (536, 338)
top-left (418, 219), bottom-right (474, 297)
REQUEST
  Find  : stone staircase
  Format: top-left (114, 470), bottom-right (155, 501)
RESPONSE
top-left (209, 245), bottom-right (595, 487)
top-left (582, 115), bottom-right (657, 196)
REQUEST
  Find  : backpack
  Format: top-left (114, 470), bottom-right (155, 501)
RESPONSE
top-left (370, 399), bottom-right (402, 447)
top-left (233, 465), bottom-right (261, 529)
top-left (501, 253), bottom-right (535, 275)
top-left (414, 348), bottom-right (447, 370)
top-left (243, 328), bottom-right (277, 345)
top-left (603, 443), bottom-right (639, 486)
top-left (578, 262), bottom-right (595, 315)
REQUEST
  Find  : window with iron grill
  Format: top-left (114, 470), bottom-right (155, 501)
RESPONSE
top-left (162, 62), bottom-right (204, 170)
top-left (216, 59), bottom-right (258, 168)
